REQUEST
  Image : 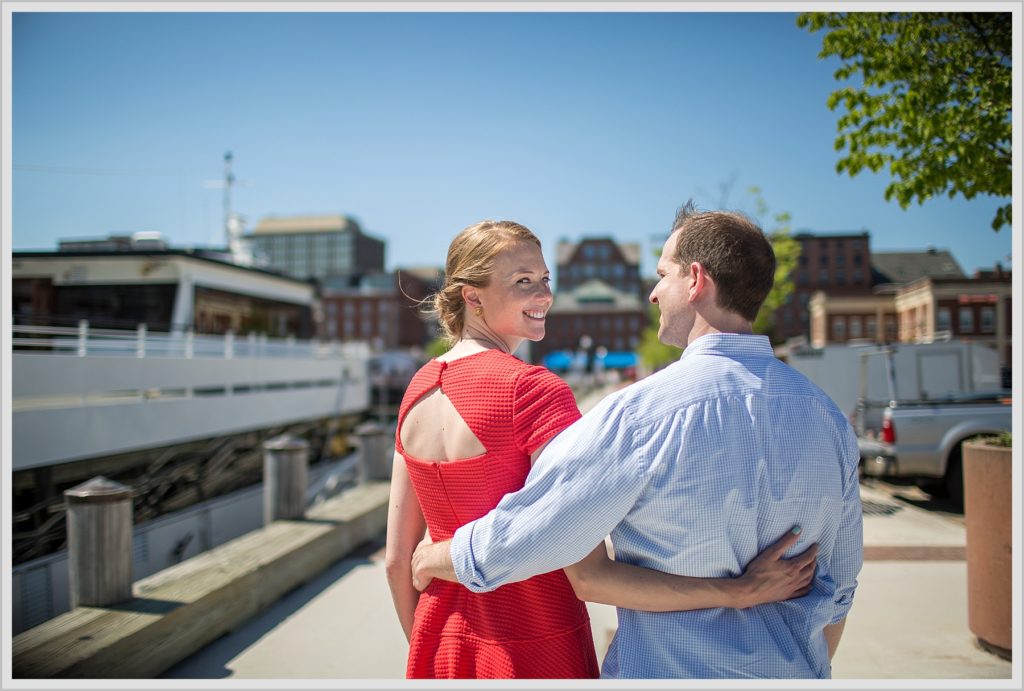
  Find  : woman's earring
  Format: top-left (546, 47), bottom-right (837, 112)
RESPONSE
top-left (474, 306), bottom-right (483, 317)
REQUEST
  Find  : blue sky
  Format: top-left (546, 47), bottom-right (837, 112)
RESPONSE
top-left (10, 10), bottom-right (1015, 278)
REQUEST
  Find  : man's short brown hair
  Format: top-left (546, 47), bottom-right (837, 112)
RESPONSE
top-left (670, 200), bottom-right (775, 322)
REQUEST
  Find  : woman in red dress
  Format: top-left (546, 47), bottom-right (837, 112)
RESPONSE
top-left (385, 220), bottom-right (816, 679)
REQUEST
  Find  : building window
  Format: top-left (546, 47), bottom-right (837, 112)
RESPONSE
top-left (819, 269), bottom-right (829, 283)
top-left (980, 306), bottom-right (995, 333)
top-left (836, 270), bottom-right (846, 285)
top-left (885, 316), bottom-right (898, 340)
top-left (937, 307), bottom-right (951, 332)
top-left (852, 270), bottom-right (863, 284)
top-left (820, 255), bottom-right (829, 266)
top-left (836, 255), bottom-right (845, 267)
top-left (866, 316), bottom-right (877, 339)
top-left (849, 316), bottom-right (862, 339)
top-left (832, 317), bottom-right (846, 341)
top-left (853, 254), bottom-right (863, 266)
top-left (959, 308), bottom-right (974, 333)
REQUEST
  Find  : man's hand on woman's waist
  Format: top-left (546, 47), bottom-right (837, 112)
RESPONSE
top-left (412, 536), bottom-right (456, 591)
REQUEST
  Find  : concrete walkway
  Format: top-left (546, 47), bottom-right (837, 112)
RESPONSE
top-left (163, 383), bottom-right (1014, 683)
top-left (161, 481), bottom-right (1012, 682)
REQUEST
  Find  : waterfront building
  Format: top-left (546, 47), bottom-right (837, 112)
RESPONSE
top-left (802, 246), bottom-right (969, 348)
top-left (247, 214), bottom-right (385, 283)
top-left (534, 279), bottom-right (646, 366)
top-left (320, 267), bottom-right (442, 349)
top-left (773, 231), bottom-right (875, 343)
top-left (556, 236), bottom-right (644, 298)
top-left (892, 266), bottom-right (1012, 367)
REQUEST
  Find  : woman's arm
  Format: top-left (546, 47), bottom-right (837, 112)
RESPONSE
top-left (562, 528), bottom-right (817, 611)
top-left (384, 450), bottom-right (427, 641)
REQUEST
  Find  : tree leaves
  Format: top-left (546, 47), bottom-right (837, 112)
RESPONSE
top-left (748, 187), bottom-right (800, 341)
top-left (798, 11), bottom-right (1012, 230)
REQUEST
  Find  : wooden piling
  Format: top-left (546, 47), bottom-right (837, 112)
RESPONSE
top-left (65, 476), bottom-right (134, 608)
top-left (354, 422), bottom-right (390, 482)
top-left (263, 436), bottom-right (308, 524)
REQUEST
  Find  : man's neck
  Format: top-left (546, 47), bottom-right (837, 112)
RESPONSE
top-left (686, 313), bottom-right (753, 346)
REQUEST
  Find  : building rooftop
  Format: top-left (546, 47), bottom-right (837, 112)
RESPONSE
top-left (556, 238), bottom-right (641, 267)
top-left (13, 247), bottom-right (313, 287)
top-left (397, 266), bottom-right (444, 284)
top-left (550, 279), bottom-right (643, 313)
top-left (794, 230), bottom-right (871, 239)
top-left (250, 214), bottom-right (363, 235)
top-left (871, 249), bottom-right (966, 285)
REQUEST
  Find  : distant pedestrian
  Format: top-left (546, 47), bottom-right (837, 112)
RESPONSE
top-left (412, 203), bottom-right (863, 678)
top-left (386, 218), bottom-right (819, 679)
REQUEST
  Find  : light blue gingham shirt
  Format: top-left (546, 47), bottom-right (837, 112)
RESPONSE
top-left (450, 333), bottom-right (863, 679)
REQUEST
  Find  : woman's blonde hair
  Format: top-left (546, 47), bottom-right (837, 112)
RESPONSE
top-left (431, 220), bottom-right (541, 344)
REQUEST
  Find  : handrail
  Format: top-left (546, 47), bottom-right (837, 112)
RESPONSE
top-left (12, 320), bottom-right (367, 360)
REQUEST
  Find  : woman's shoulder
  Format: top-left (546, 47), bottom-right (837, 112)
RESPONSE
top-left (399, 360), bottom-right (442, 401)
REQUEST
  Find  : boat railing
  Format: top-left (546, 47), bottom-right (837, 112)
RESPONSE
top-left (12, 321), bottom-right (362, 360)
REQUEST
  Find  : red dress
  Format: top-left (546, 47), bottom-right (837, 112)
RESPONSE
top-left (397, 349), bottom-right (600, 679)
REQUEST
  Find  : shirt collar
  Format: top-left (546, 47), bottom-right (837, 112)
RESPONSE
top-left (680, 332), bottom-right (774, 361)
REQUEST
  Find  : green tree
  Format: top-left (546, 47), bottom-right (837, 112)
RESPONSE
top-left (797, 12), bottom-right (1012, 230)
top-left (424, 336), bottom-right (450, 358)
top-left (748, 187), bottom-right (801, 342)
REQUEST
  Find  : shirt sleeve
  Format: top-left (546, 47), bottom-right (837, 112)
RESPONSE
top-left (512, 366), bottom-right (583, 455)
top-left (828, 418), bottom-right (864, 624)
top-left (451, 390), bottom-right (648, 592)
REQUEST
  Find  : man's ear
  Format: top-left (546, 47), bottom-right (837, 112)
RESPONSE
top-left (688, 261), bottom-right (707, 300)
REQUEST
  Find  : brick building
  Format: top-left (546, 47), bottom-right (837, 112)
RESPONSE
top-left (533, 280), bottom-right (646, 366)
top-left (893, 266), bottom-right (1012, 367)
top-left (319, 267), bottom-right (441, 349)
top-left (773, 232), bottom-right (874, 342)
top-left (556, 237), bottom-right (644, 298)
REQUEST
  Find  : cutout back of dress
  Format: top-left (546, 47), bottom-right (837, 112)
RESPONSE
top-left (398, 385), bottom-right (487, 463)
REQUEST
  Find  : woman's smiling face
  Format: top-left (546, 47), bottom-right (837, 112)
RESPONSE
top-left (474, 241), bottom-right (553, 344)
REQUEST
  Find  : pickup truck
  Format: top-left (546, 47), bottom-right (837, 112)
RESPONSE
top-left (853, 347), bottom-right (1011, 506)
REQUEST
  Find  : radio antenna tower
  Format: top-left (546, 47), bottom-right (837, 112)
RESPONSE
top-left (220, 151), bottom-right (252, 265)
top-left (223, 150), bottom-right (235, 245)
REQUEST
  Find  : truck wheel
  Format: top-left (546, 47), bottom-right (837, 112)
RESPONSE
top-left (944, 445), bottom-right (964, 508)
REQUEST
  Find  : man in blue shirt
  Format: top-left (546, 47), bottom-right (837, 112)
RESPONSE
top-left (412, 202), bottom-right (863, 678)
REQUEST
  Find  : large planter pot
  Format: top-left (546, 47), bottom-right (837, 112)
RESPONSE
top-left (963, 440), bottom-right (1012, 659)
